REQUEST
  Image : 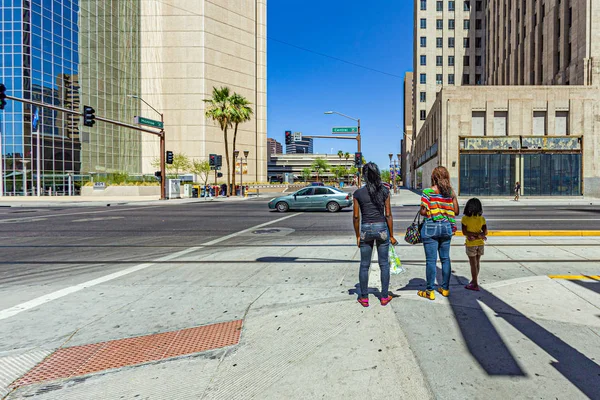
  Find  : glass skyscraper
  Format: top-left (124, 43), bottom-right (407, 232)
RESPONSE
top-left (0, 0), bottom-right (141, 195)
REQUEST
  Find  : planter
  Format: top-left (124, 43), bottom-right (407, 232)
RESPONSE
top-left (81, 186), bottom-right (160, 197)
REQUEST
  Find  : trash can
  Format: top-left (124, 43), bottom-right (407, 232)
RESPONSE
top-left (191, 188), bottom-right (199, 198)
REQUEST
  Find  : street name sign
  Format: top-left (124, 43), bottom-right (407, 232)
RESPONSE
top-left (332, 127), bottom-right (358, 133)
top-left (134, 116), bottom-right (164, 129)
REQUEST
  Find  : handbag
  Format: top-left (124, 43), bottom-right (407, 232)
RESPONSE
top-left (404, 209), bottom-right (423, 245)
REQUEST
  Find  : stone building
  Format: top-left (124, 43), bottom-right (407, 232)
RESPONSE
top-left (403, 72), bottom-right (414, 187)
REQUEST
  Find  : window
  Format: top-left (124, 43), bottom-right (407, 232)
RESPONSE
top-left (436, 74), bottom-right (443, 84)
top-left (476, 37), bottom-right (482, 48)
top-left (420, 73), bottom-right (427, 84)
top-left (420, 55), bottom-right (427, 66)
top-left (420, 0), bottom-right (427, 10)
top-left (556, 111), bottom-right (569, 135)
top-left (464, 1), bottom-right (471, 11)
top-left (436, 55), bottom-right (443, 66)
top-left (420, 110), bottom-right (427, 120)
top-left (464, 55), bottom-right (470, 66)
top-left (533, 111), bottom-right (547, 136)
top-left (463, 73), bottom-right (470, 84)
top-left (436, 37), bottom-right (443, 48)
top-left (449, 1), bottom-right (455, 11)
top-left (448, 37), bottom-right (455, 47)
top-left (297, 188), bottom-right (313, 196)
top-left (315, 187), bottom-right (330, 195)
top-left (494, 111), bottom-right (508, 136)
top-left (420, 18), bottom-right (427, 29)
top-left (463, 37), bottom-right (470, 48)
top-left (448, 55), bottom-right (455, 66)
top-left (476, 1), bottom-right (482, 11)
top-left (436, 19), bottom-right (443, 29)
top-left (448, 74), bottom-right (455, 84)
top-left (464, 19), bottom-right (470, 29)
top-left (472, 111), bottom-right (486, 135)
top-left (557, 19), bottom-right (561, 37)
top-left (476, 19), bottom-right (482, 29)
top-left (476, 56), bottom-right (482, 66)
top-left (420, 92), bottom-right (426, 102)
top-left (437, 1), bottom-right (443, 11)
top-left (476, 74), bottom-right (482, 84)
top-left (568, 7), bottom-right (572, 27)
top-left (449, 19), bottom-right (455, 29)
top-left (420, 36), bottom-right (427, 47)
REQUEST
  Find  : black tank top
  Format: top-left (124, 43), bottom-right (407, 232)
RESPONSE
top-left (354, 186), bottom-right (389, 223)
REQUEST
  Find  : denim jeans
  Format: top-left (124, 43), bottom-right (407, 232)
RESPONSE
top-left (421, 219), bottom-right (453, 291)
top-left (359, 222), bottom-right (390, 298)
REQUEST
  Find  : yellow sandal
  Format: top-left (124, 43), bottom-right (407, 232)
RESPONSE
top-left (417, 290), bottom-right (435, 300)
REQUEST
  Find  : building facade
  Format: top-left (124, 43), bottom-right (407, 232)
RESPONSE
top-left (0, 0), bottom-right (141, 195)
top-left (402, 72), bottom-right (414, 187)
top-left (139, 0), bottom-right (267, 183)
top-left (268, 153), bottom-right (354, 182)
top-left (267, 137), bottom-right (282, 155)
top-left (286, 138), bottom-right (313, 154)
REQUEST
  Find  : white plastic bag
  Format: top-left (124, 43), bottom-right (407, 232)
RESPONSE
top-left (389, 245), bottom-right (405, 275)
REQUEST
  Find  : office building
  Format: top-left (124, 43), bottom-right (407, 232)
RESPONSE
top-left (139, 0), bottom-right (267, 183)
top-left (286, 138), bottom-right (313, 154)
top-left (402, 72), bottom-right (414, 187)
top-left (0, 0), bottom-right (141, 195)
top-left (267, 138), bottom-right (283, 155)
top-left (411, 0), bottom-right (600, 197)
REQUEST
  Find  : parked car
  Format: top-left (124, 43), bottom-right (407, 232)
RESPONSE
top-left (310, 182), bottom-right (325, 186)
top-left (268, 186), bottom-right (352, 212)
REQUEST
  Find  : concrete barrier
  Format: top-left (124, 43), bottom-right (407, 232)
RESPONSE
top-left (81, 186), bottom-right (160, 197)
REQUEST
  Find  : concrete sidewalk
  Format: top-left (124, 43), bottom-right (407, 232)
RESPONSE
top-left (1, 231), bottom-right (600, 399)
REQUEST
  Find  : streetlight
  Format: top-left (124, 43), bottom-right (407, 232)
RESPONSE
top-left (233, 150), bottom-right (249, 196)
top-left (128, 95), bottom-right (166, 200)
top-left (325, 110), bottom-right (361, 185)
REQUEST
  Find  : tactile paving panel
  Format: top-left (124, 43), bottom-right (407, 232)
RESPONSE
top-left (12, 320), bottom-right (242, 388)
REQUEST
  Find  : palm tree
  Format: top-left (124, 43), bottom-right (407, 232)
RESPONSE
top-left (301, 167), bottom-right (312, 182)
top-left (311, 158), bottom-right (330, 182)
top-left (337, 150), bottom-right (344, 161)
top-left (204, 87), bottom-right (233, 196)
top-left (229, 93), bottom-right (254, 195)
top-left (344, 152), bottom-right (351, 180)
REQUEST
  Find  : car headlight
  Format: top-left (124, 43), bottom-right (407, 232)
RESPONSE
top-left (269, 198), bottom-right (276, 202)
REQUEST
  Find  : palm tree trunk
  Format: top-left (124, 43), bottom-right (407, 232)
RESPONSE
top-left (224, 126), bottom-right (231, 197)
top-left (231, 122), bottom-right (238, 196)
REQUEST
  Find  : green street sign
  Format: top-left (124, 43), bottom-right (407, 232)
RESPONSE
top-left (134, 116), bottom-right (164, 129)
top-left (332, 127), bottom-right (358, 133)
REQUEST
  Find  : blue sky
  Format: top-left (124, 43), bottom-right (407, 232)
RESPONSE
top-left (267, 1), bottom-right (414, 170)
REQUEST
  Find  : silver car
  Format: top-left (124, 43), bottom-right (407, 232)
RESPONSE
top-left (268, 186), bottom-right (352, 212)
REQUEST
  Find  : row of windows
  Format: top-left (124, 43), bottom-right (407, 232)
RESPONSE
top-left (420, 1), bottom-right (483, 12)
top-left (419, 73), bottom-right (482, 86)
top-left (419, 54), bottom-right (482, 67)
top-left (420, 18), bottom-right (482, 30)
top-left (419, 36), bottom-right (483, 49)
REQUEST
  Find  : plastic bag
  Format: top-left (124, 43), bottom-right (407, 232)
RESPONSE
top-left (389, 245), bottom-right (405, 275)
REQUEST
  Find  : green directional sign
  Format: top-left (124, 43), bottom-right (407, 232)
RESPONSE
top-left (332, 127), bottom-right (358, 133)
top-left (134, 116), bottom-right (164, 129)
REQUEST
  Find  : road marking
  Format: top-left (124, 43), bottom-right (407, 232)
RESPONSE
top-left (0, 218), bottom-right (48, 224)
top-left (0, 205), bottom-right (161, 224)
top-left (0, 213), bottom-right (301, 321)
top-left (548, 275), bottom-right (600, 280)
top-left (71, 216), bottom-right (125, 222)
top-left (394, 218), bottom-right (600, 222)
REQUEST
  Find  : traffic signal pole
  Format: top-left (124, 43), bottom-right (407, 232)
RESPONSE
top-left (1, 93), bottom-right (166, 199)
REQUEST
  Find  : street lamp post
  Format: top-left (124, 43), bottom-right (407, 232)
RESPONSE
top-left (242, 150), bottom-right (249, 196)
top-left (233, 150), bottom-right (239, 195)
top-left (128, 95), bottom-right (166, 200)
top-left (397, 153), bottom-right (402, 189)
top-left (325, 110), bottom-right (361, 185)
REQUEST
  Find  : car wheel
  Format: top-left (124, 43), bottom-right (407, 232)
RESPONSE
top-left (276, 201), bottom-right (289, 212)
top-left (326, 201), bottom-right (340, 213)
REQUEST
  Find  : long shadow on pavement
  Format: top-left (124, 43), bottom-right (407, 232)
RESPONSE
top-left (398, 272), bottom-right (600, 398)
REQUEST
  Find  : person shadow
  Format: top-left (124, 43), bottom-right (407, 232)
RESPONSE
top-left (398, 269), bottom-right (600, 398)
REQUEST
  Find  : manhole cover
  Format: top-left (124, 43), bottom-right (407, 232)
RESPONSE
top-left (253, 228), bottom-right (281, 234)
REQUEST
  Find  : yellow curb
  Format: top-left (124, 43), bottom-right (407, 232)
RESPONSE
top-left (455, 231), bottom-right (600, 237)
top-left (549, 275), bottom-right (600, 280)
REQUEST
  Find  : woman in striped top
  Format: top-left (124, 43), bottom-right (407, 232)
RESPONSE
top-left (417, 166), bottom-right (460, 300)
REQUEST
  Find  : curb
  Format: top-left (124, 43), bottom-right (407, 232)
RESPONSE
top-left (455, 230), bottom-right (600, 237)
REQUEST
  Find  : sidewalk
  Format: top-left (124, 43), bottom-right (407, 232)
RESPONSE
top-left (2, 230), bottom-right (599, 399)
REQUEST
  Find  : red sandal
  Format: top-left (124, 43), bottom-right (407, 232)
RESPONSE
top-left (380, 296), bottom-right (393, 306)
top-left (358, 297), bottom-right (369, 307)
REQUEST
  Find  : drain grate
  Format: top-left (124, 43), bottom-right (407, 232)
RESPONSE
top-left (253, 228), bottom-right (281, 234)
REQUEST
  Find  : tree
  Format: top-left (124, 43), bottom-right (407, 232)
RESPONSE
top-left (229, 93), bottom-right (254, 195)
top-left (381, 169), bottom-right (391, 183)
top-left (191, 159), bottom-right (211, 188)
top-left (301, 167), bottom-right (312, 182)
top-left (337, 150), bottom-right (344, 161)
top-left (311, 158), bottom-right (330, 182)
top-left (344, 152), bottom-right (350, 166)
top-left (151, 153), bottom-right (191, 177)
top-left (332, 165), bottom-right (346, 183)
top-left (204, 87), bottom-right (234, 196)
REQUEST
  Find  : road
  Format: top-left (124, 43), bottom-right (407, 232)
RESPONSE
top-left (1, 199), bottom-right (599, 399)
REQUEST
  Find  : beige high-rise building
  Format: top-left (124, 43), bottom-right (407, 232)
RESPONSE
top-left (485, 0), bottom-right (600, 86)
top-left (139, 0), bottom-right (267, 183)
top-left (402, 72), bottom-right (414, 187)
top-left (413, 0), bottom-right (486, 136)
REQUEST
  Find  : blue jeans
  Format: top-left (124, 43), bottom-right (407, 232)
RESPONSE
top-left (421, 219), bottom-right (453, 291)
top-left (359, 222), bottom-right (390, 298)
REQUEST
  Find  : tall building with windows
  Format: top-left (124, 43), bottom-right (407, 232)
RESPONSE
top-left (410, 0), bottom-right (600, 197)
top-left (402, 72), bottom-right (414, 187)
top-left (286, 138), bottom-right (313, 154)
top-left (267, 138), bottom-right (283, 155)
top-left (413, 0), bottom-right (486, 136)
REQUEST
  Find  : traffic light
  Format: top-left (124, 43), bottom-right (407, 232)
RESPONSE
top-left (285, 130), bottom-right (292, 145)
top-left (166, 150), bottom-right (174, 164)
top-left (209, 153), bottom-right (217, 168)
top-left (216, 155), bottom-right (222, 168)
top-left (83, 105), bottom-right (95, 127)
top-left (0, 83), bottom-right (7, 110)
top-left (354, 152), bottom-right (363, 168)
